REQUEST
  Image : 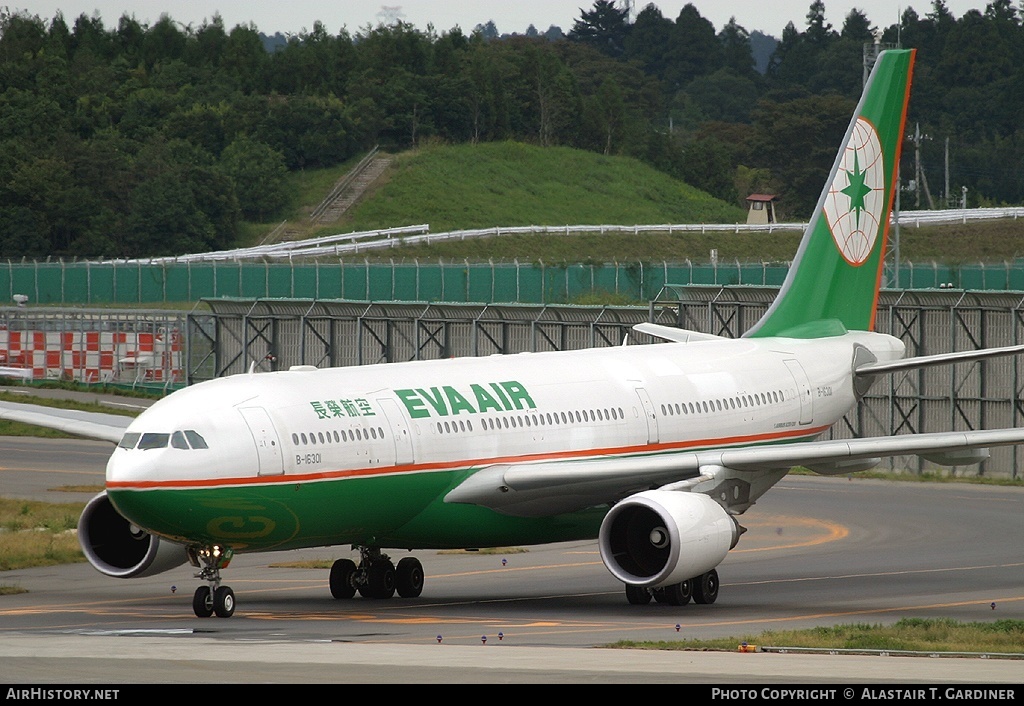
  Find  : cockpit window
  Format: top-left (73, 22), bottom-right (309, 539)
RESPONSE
top-left (138, 433), bottom-right (170, 450)
top-left (185, 430), bottom-right (208, 449)
top-left (118, 430), bottom-right (208, 450)
top-left (118, 432), bottom-right (140, 450)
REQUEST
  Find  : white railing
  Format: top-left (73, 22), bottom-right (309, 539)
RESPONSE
top-left (117, 224), bottom-right (431, 264)
top-left (109, 207), bottom-right (1023, 264)
top-left (894, 206), bottom-right (1024, 227)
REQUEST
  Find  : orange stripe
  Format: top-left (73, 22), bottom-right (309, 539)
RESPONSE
top-left (106, 424), bottom-right (830, 491)
top-left (870, 49), bottom-right (916, 331)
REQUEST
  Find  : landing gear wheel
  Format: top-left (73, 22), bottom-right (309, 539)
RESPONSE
top-left (396, 557), bottom-right (424, 598)
top-left (660, 580), bottom-right (692, 606)
top-left (692, 569), bottom-right (719, 605)
top-left (330, 558), bottom-right (357, 599)
top-left (359, 559), bottom-right (396, 598)
top-left (214, 586), bottom-right (235, 618)
top-left (189, 544), bottom-right (235, 618)
top-left (625, 584), bottom-right (652, 605)
top-left (192, 586), bottom-right (214, 618)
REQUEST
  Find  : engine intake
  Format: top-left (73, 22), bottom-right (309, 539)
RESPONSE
top-left (598, 490), bottom-right (738, 588)
top-left (78, 492), bottom-right (189, 578)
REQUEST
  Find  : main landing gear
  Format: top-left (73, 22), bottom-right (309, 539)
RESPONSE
top-left (624, 568), bottom-right (720, 606)
top-left (330, 547), bottom-right (425, 600)
top-left (189, 545), bottom-right (236, 618)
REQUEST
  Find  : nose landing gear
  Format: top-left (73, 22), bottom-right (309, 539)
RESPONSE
top-left (189, 545), bottom-right (235, 618)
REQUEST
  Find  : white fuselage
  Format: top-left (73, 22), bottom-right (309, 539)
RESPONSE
top-left (108, 330), bottom-right (905, 494)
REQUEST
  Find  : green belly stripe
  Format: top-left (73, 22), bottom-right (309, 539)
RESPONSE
top-left (108, 470), bottom-right (605, 552)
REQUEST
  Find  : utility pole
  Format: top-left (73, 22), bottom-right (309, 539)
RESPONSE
top-left (913, 124), bottom-right (935, 210)
top-left (945, 137), bottom-right (950, 208)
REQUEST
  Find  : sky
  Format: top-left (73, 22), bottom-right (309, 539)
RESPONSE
top-left (9, 1), bottom-right (992, 40)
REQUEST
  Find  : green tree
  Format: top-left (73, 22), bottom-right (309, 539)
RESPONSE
top-left (681, 136), bottom-right (737, 203)
top-left (840, 8), bottom-right (874, 42)
top-left (123, 138), bottom-right (238, 256)
top-left (584, 78), bottom-right (627, 155)
top-left (719, 17), bottom-right (756, 77)
top-left (749, 92), bottom-right (856, 216)
top-left (804, 0), bottom-right (836, 46)
top-left (126, 172), bottom-right (216, 255)
top-left (221, 23), bottom-right (268, 93)
top-left (662, 3), bottom-right (722, 91)
top-left (623, 4), bottom-right (675, 80)
top-left (219, 137), bottom-right (288, 220)
top-left (569, 0), bottom-right (630, 57)
top-left (522, 41), bottom-right (579, 147)
top-left (768, 1), bottom-right (838, 87)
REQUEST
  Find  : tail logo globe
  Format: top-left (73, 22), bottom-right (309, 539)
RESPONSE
top-left (823, 117), bottom-right (886, 266)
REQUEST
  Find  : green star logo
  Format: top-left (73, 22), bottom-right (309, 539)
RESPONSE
top-left (840, 152), bottom-right (872, 229)
top-left (823, 117), bottom-right (885, 265)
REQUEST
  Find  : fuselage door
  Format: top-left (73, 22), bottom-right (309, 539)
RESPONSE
top-left (783, 359), bottom-right (814, 425)
top-left (238, 406), bottom-right (284, 476)
top-left (377, 397), bottom-right (414, 466)
top-left (634, 387), bottom-right (659, 444)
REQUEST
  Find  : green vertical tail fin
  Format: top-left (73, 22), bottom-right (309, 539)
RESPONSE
top-left (745, 49), bottom-right (916, 339)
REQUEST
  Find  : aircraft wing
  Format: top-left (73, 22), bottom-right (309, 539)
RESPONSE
top-left (445, 427), bottom-right (1024, 517)
top-left (0, 400), bottom-right (133, 444)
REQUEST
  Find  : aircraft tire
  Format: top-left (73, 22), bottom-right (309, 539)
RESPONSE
top-left (214, 586), bottom-right (235, 618)
top-left (396, 557), bottom-right (424, 598)
top-left (625, 584), bottom-right (652, 605)
top-left (661, 580), bottom-right (692, 606)
top-left (692, 569), bottom-right (719, 605)
top-left (330, 558), bottom-right (357, 599)
top-left (359, 560), bottom-right (396, 599)
top-left (192, 586), bottom-right (214, 618)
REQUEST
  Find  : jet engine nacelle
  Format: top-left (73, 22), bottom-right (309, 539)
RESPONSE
top-left (78, 492), bottom-right (189, 578)
top-left (598, 490), bottom-right (739, 588)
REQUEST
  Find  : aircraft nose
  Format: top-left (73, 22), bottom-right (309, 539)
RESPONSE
top-left (105, 437), bottom-right (146, 486)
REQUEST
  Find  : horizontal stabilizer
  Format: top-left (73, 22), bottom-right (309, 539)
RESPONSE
top-left (632, 323), bottom-right (726, 343)
top-left (856, 343), bottom-right (1024, 376)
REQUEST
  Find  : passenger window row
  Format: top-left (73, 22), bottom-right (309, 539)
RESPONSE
top-left (660, 390), bottom-right (785, 418)
top-left (439, 407), bottom-right (627, 434)
top-left (291, 427), bottom-right (386, 446)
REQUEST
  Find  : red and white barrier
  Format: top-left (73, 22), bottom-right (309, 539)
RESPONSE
top-left (0, 329), bottom-right (182, 384)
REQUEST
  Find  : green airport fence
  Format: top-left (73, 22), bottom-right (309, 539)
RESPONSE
top-left (4, 259), bottom-right (1024, 306)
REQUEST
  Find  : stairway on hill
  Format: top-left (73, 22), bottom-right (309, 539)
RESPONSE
top-left (315, 154), bottom-right (393, 225)
top-left (268, 151), bottom-right (393, 244)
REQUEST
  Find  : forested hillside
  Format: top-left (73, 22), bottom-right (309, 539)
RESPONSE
top-left (0, 1), bottom-right (1021, 259)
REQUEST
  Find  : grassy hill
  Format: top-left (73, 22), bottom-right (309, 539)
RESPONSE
top-left (338, 141), bottom-right (744, 230)
top-left (271, 142), bottom-right (1024, 264)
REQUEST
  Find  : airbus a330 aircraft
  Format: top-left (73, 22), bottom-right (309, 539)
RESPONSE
top-left (4, 49), bottom-right (1024, 619)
